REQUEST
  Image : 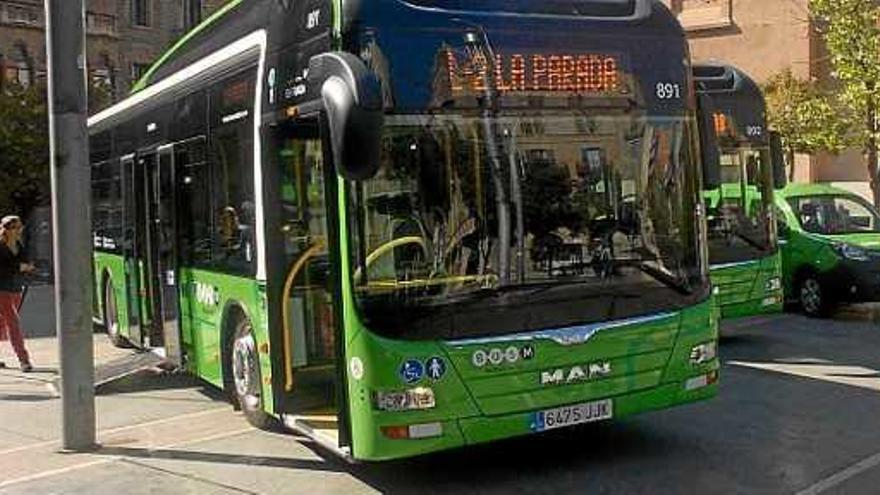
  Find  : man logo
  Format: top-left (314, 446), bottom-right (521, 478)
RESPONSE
top-left (540, 362), bottom-right (612, 386)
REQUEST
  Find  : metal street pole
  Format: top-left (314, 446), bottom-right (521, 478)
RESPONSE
top-left (45, 0), bottom-right (96, 451)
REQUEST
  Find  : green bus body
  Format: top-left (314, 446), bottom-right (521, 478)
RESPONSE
top-left (91, 0), bottom-right (719, 461)
top-left (695, 64), bottom-right (783, 321)
top-left (775, 183), bottom-right (880, 316)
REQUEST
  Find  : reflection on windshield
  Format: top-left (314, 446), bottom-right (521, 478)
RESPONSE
top-left (347, 113), bottom-right (709, 339)
top-left (705, 147), bottom-right (775, 265)
top-left (790, 195), bottom-right (880, 235)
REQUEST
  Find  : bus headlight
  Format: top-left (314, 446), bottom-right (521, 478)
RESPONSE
top-left (765, 277), bottom-right (781, 292)
top-left (374, 387), bottom-right (436, 412)
top-left (689, 342), bottom-right (717, 366)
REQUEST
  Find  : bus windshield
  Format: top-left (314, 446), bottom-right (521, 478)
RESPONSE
top-left (705, 145), bottom-right (775, 265)
top-left (347, 111), bottom-right (709, 340)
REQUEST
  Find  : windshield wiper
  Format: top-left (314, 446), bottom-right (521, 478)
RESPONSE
top-left (443, 280), bottom-right (569, 303)
top-left (730, 230), bottom-right (768, 252)
top-left (634, 261), bottom-right (692, 295)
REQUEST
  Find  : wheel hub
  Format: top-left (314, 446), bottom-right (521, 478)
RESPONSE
top-left (801, 279), bottom-right (821, 313)
top-left (232, 332), bottom-right (260, 408)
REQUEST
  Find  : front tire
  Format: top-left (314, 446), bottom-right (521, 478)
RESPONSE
top-left (229, 317), bottom-right (274, 429)
top-left (798, 274), bottom-right (832, 317)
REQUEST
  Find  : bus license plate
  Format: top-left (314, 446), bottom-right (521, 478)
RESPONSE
top-left (532, 399), bottom-right (613, 432)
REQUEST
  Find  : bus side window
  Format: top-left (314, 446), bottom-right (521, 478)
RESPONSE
top-left (176, 137), bottom-right (212, 266)
top-left (92, 159), bottom-right (123, 252)
top-left (208, 70), bottom-right (256, 275)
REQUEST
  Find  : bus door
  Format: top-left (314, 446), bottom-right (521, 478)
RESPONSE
top-left (268, 119), bottom-right (343, 447)
top-left (151, 145), bottom-right (183, 366)
top-left (121, 153), bottom-right (144, 346)
top-left (127, 147), bottom-right (183, 361)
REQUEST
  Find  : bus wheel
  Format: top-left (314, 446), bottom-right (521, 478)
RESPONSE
top-left (104, 280), bottom-right (129, 348)
top-left (230, 317), bottom-right (274, 429)
top-left (798, 273), bottom-right (831, 317)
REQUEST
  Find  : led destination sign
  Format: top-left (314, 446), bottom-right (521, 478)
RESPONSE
top-left (443, 49), bottom-right (622, 96)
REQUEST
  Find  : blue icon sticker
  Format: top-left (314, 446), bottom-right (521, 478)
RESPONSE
top-left (400, 359), bottom-right (424, 384)
top-left (530, 411), bottom-right (545, 432)
top-left (425, 356), bottom-right (446, 381)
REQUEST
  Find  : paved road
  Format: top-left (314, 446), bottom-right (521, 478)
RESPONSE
top-left (1, 288), bottom-right (878, 494)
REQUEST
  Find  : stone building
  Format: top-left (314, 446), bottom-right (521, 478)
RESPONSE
top-left (0, 0), bottom-right (226, 104)
top-left (665, 0), bottom-right (870, 198)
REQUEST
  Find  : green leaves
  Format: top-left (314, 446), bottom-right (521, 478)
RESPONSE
top-left (764, 69), bottom-right (849, 177)
top-left (0, 77), bottom-right (111, 219)
top-left (0, 84), bottom-right (50, 218)
top-left (809, 0), bottom-right (880, 205)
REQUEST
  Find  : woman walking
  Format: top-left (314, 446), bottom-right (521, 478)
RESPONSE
top-left (0, 215), bottom-right (34, 371)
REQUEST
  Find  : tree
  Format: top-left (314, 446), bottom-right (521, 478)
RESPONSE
top-left (810, 0), bottom-right (880, 207)
top-left (0, 83), bottom-right (51, 219)
top-left (763, 69), bottom-right (849, 182)
top-left (0, 76), bottom-right (114, 222)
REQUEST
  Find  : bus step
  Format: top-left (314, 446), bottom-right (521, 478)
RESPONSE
top-left (93, 350), bottom-right (167, 390)
top-left (283, 411), bottom-right (346, 459)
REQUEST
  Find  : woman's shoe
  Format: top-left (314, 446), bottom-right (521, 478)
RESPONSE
top-left (0, 361), bottom-right (6, 368)
top-left (20, 362), bottom-right (32, 372)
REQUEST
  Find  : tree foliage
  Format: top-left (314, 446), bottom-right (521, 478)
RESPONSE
top-left (0, 75), bottom-right (114, 221)
top-left (763, 69), bottom-right (849, 181)
top-left (0, 84), bottom-right (50, 219)
top-left (810, 0), bottom-right (880, 206)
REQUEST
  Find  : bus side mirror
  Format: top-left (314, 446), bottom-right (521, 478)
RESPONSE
top-left (697, 94), bottom-right (721, 190)
top-left (770, 131), bottom-right (787, 189)
top-left (309, 52), bottom-right (384, 181)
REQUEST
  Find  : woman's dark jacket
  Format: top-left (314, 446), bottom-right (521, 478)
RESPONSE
top-left (0, 243), bottom-right (27, 293)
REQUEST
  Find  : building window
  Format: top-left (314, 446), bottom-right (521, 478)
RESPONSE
top-left (132, 0), bottom-right (150, 27)
top-left (86, 11), bottom-right (117, 36)
top-left (669, 0), bottom-right (732, 31)
top-left (131, 63), bottom-right (150, 84)
top-left (3, 64), bottom-right (31, 88)
top-left (0, 2), bottom-right (41, 27)
top-left (183, 0), bottom-right (202, 30)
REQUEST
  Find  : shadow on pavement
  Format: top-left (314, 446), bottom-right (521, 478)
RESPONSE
top-left (0, 393), bottom-right (56, 402)
top-left (96, 445), bottom-right (346, 473)
top-left (343, 420), bottom-right (670, 493)
top-left (96, 370), bottom-right (225, 401)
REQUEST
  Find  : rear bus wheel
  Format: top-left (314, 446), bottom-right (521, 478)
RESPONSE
top-left (229, 316), bottom-right (275, 430)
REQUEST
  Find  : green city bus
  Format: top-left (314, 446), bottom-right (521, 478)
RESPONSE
top-left (694, 63), bottom-right (785, 322)
top-left (90, 0), bottom-right (720, 461)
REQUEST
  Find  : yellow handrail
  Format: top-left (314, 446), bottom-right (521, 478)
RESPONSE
top-left (356, 274), bottom-right (498, 291)
top-left (281, 241), bottom-right (325, 392)
top-left (352, 236), bottom-right (427, 284)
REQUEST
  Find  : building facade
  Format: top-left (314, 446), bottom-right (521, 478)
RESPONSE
top-left (665, 0), bottom-right (870, 197)
top-left (0, 0), bottom-right (226, 107)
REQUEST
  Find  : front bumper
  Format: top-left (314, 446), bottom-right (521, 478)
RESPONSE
top-left (822, 260), bottom-right (880, 303)
top-left (457, 372), bottom-right (719, 446)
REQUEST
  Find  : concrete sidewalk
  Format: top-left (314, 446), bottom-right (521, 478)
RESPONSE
top-left (0, 285), bottom-right (378, 495)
